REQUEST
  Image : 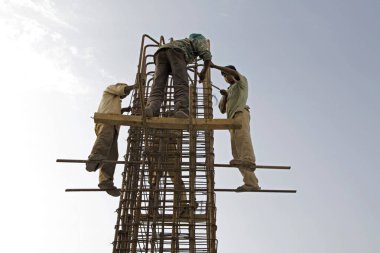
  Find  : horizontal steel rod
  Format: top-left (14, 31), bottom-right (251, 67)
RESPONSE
top-left (56, 159), bottom-right (291, 170)
top-left (57, 159), bottom-right (132, 164)
top-left (65, 188), bottom-right (296, 193)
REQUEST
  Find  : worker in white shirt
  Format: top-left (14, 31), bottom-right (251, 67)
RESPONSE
top-left (86, 83), bottom-right (135, 197)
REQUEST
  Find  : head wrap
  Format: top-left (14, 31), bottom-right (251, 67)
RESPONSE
top-left (189, 33), bottom-right (206, 40)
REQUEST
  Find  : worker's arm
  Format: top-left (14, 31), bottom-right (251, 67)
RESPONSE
top-left (193, 38), bottom-right (212, 83)
top-left (218, 91), bottom-right (227, 114)
top-left (123, 84), bottom-right (135, 96)
top-left (199, 59), bottom-right (211, 82)
top-left (105, 83), bottom-right (129, 96)
top-left (105, 83), bottom-right (135, 98)
top-left (121, 106), bottom-right (132, 114)
top-left (210, 62), bottom-right (240, 81)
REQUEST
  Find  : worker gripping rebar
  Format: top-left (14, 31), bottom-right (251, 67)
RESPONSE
top-left (86, 83), bottom-right (135, 197)
top-left (144, 33), bottom-right (213, 118)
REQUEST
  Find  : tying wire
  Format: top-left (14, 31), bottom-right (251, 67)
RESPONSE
top-left (209, 81), bottom-right (222, 106)
top-left (210, 81), bottom-right (221, 91)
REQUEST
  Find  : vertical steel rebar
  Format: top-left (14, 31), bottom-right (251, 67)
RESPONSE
top-left (112, 35), bottom-right (217, 253)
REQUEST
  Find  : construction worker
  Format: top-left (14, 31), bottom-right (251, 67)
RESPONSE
top-left (148, 111), bottom-right (191, 217)
top-left (211, 63), bottom-right (261, 191)
top-left (149, 129), bottom-right (188, 216)
top-left (144, 33), bottom-right (212, 118)
top-left (86, 83), bottom-right (135, 197)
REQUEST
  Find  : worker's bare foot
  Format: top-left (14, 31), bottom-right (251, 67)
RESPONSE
top-left (144, 107), bottom-right (154, 118)
top-left (98, 181), bottom-right (120, 197)
top-left (229, 159), bottom-right (255, 167)
top-left (235, 184), bottom-right (261, 192)
top-left (86, 161), bottom-right (100, 172)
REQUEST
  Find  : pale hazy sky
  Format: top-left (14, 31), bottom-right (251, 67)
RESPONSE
top-left (0, 0), bottom-right (379, 252)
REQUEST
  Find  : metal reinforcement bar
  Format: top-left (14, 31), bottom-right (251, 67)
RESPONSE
top-left (56, 159), bottom-right (291, 170)
top-left (65, 188), bottom-right (297, 193)
top-left (107, 35), bottom-right (221, 253)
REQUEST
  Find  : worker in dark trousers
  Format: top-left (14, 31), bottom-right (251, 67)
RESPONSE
top-left (211, 63), bottom-right (261, 191)
top-left (145, 33), bottom-right (212, 118)
top-left (86, 83), bottom-right (135, 197)
top-left (148, 128), bottom-right (189, 216)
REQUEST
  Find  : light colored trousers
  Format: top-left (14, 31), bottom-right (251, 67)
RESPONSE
top-left (88, 123), bottom-right (119, 184)
top-left (229, 109), bottom-right (259, 187)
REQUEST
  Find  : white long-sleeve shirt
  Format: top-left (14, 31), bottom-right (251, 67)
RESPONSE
top-left (97, 83), bottom-right (129, 114)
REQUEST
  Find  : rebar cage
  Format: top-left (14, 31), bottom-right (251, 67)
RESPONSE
top-left (112, 35), bottom-right (217, 253)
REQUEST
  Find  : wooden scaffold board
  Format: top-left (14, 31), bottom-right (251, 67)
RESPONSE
top-left (94, 113), bottom-right (242, 130)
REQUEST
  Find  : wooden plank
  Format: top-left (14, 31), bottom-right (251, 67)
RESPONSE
top-left (93, 113), bottom-right (241, 130)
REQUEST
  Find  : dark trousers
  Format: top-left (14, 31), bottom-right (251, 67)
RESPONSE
top-left (147, 48), bottom-right (189, 115)
top-left (88, 123), bottom-right (119, 183)
top-left (149, 133), bottom-right (187, 204)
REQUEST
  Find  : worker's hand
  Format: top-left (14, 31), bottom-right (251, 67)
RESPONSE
top-left (220, 89), bottom-right (228, 96)
top-left (199, 69), bottom-right (207, 82)
top-left (121, 107), bottom-right (132, 114)
top-left (124, 85), bottom-right (135, 96)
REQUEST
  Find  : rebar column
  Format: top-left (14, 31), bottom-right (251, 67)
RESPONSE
top-left (112, 35), bottom-right (217, 253)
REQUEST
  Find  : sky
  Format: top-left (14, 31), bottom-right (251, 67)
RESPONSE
top-left (0, 0), bottom-right (379, 252)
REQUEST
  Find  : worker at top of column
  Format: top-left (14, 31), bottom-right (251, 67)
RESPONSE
top-left (86, 83), bottom-right (135, 197)
top-left (211, 63), bottom-right (261, 192)
top-left (145, 33), bottom-right (212, 118)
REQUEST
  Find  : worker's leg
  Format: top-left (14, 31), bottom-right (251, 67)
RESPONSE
top-left (86, 124), bottom-right (114, 172)
top-left (230, 111), bottom-right (259, 188)
top-left (99, 126), bottom-right (119, 184)
top-left (167, 48), bottom-right (189, 116)
top-left (237, 166), bottom-right (260, 188)
top-left (167, 158), bottom-right (192, 217)
top-left (149, 163), bottom-right (161, 216)
top-left (233, 110), bottom-right (256, 163)
top-left (149, 138), bottom-right (161, 186)
top-left (229, 127), bottom-right (238, 162)
top-left (98, 127), bottom-right (120, 197)
top-left (149, 136), bottom-right (167, 215)
top-left (146, 50), bottom-right (170, 116)
top-left (168, 162), bottom-right (187, 204)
